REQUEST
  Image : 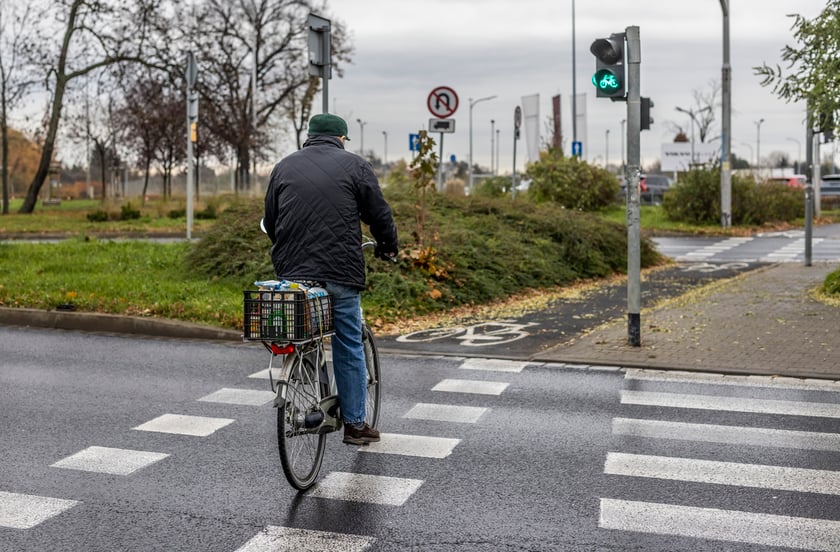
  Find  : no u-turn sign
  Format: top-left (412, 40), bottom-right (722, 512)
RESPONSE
top-left (427, 86), bottom-right (459, 118)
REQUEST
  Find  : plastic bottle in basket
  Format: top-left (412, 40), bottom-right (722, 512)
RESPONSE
top-left (307, 287), bottom-right (329, 334)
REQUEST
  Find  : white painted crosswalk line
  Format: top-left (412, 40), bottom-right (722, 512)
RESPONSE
top-left (133, 413), bottom-right (235, 437)
top-left (306, 472), bottom-right (423, 506)
top-left (234, 525), bottom-right (373, 552)
top-left (0, 491), bottom-right (80, 529)
top-left (613, 417), bottom-right (840, 452)
top-left (51, 446), bottom-right (169, 476)
top-left (625, 368), bottom-right (840, 392)
top-left (403, 403), bottom-right (489, 423)
top-left (360, 433), bottom-right (460, 458)
top-left (432, 378), bottom-right (509, 395)
top-left (620, 389), bottom-right (840, 418)
top-left (459, 358), bottom-right (528, 373)
top-left (197, 387), bottom-right (274, 406)
top-left (599, 498), bottom-right (840, 552)
top-left (604, 452), bottom-right (840, 496)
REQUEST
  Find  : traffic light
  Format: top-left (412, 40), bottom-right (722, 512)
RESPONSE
top-left (641, 97), bottom-right (654, 130)
top-left (590, 33), bottom-right (626, 99)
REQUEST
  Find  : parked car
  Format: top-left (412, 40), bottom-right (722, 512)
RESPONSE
top-left (766, 175), bottom-right (806, 189)
top-left (620, 174), bottom-right (671, 205)
top-left (821, 174), bottom-right (840, 197)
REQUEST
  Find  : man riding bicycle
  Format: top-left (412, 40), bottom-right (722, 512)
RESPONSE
top-left (263, 113), bottom-right (398, 445)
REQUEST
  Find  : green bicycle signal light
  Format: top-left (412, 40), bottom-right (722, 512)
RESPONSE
top-left (590, 32), bottom-right (626, 99)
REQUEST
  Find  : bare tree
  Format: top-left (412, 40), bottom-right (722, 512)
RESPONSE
top-left (17, 0), bottom-right (169, 213)
top-left (673, 79), bottom-right (721, 144)
top-left (186, 0), bottom-right (352, 191)
top-left (0, 1), bottom-right (39, 214)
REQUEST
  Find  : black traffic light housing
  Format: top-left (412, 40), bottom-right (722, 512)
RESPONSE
top-left (590, 33), bottom-right (626, 99)
top-left (641, 97), bottom-right (654, 130)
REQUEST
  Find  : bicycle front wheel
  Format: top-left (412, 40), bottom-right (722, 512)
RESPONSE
top-left (277, 353), bottom-right (326, 490)
top-left (362, 323), bottom-right (381, 428)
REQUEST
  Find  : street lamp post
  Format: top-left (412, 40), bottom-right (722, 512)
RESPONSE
top-left (675, 105), bottom-right (712, 165)
top-left (740, 142), bottom-right (753, 171)
top-left (787, 137), bottom-right (801, 174)
top-left (719, 0), bottom-right (732, 227)
top-left (468, 95), bottom-right (497, 193)
top-left (605, 128), bottom-right (610, 169)
top-left (490, 119), bottom-right (495, 176)
top-left (495, 129), bottom-right (500, 175)
top-left (356, 118), bottom-right (367, 158)
top-left (755, 118), bottom-right (765, 173)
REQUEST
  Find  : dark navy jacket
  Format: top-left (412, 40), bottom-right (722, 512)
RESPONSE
top-left (263, 135), bottom-right (398, 290)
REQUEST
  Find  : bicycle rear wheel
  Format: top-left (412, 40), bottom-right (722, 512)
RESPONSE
top-left (362, 323), bottom-right (381, 428)
top-left (276, 352), bottom-right (326, 490)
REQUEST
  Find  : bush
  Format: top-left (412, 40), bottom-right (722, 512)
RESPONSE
top-left (824, 268), bottom-right (840, 296)
top-left (524, 149), bottom-right (619, 211)
top-left (472, 175), bottom-right (513, 199)
top-left (86, 209), bottom-right (109, 222)
top-left (119, 202), bottom-right (141, 221)
top-left (188, 192), bottom-right (663, 322)
top-left (663, 167), bottom-right (804, 225)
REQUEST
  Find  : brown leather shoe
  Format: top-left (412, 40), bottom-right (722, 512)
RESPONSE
top-left (343, 423), bottom-right (380, 445)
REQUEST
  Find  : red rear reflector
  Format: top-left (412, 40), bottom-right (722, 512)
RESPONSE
top-left (270, 343), bottom-right (295, 355)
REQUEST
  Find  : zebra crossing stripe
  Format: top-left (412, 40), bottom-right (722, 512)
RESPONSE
top-left (620, 390), bottom-right (840, 419)
top-left (306, 472), bottom-right (423, 506)
top-left (599, 498), bottom-right (840, 552)
top-left (132, 414), bottom-right (235, 437)
top-left (432, 379), bottom-right (509, 395)
top-left (403, 403), bottom-right (489, 423)
top-left (360, 433), bottom-right (460, 459)
top-left (624, 368), bottom-right (840, 392)
top-left (460, 358), bottom-right (528, 373)
top-left (604, 452), bottom-right (840, 496)
top-left (0, 491), bottom-right (80, 529)
top-left (197, 388), bottom-right (275, 406)
top-left (613, 417), bottom-right (840, 452)
top-left (234, 525), bottom-right (373, 552)
top-left (51, 446), bottom-right (169, 476)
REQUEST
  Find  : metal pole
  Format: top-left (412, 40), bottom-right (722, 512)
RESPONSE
top-left (468, 95), bottom-right (496, 193)
top-left (490, 119), bottom-right (495, 176)
top-left (356, 119), bottom-right (366, 157)
top-left (720, 0), bottom-right (732, 227)
top-left (437, 133), bottom-right (444, 192)
top-left (382, 131), bottom-right (388, 165)
top-left (755, 118), bottom-right (764, 175)
top-left (495, 129), bottom-right (500, 174)
top-left (787, 137), bottom-right (801, 174)
top-left (620, 119), bottom-right (626, 171)
top-left (571, 0), bottom-right (577, 143)
top-left (605, 128), bottom-right (610, 168)
top-left (512, 130), bottom-right (518, 199)
top-left (625, 26), bottom-right (642, 347)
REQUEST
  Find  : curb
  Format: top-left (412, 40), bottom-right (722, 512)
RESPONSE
top-left (0, 307), bottom-right (241, 341)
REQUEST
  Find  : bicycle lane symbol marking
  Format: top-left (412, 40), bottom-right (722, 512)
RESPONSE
top-left (396, 320), bottom-right (538, 347)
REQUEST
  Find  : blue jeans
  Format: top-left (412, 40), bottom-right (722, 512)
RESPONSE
top-left (324, 282), bottom-right (366, 424)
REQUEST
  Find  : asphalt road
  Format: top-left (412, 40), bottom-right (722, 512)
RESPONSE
top-left (2, 325), bottom-right (839, 551)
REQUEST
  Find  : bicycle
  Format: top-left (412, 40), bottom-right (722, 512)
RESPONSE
top-left (242, 242), bottom-right (382, 490)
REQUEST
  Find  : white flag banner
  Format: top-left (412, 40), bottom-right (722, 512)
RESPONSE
top-left (661, 143), bottom-right (720, 172)
top-left (521, 93), bottom-right (540, 163)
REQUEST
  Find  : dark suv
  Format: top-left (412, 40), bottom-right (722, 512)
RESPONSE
top-left (821, 174), bottom-right (840, 197)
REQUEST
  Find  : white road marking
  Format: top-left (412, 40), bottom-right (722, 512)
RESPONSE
top-left (306, 472), bottom-right (423, 506)
top-left (234, 525), bottom-right (373, 552)
top-left (600, 498), bottom-right (840, 552)
top-left (604, 452), bottom-right (840, 495)
top-left (620, 390), bottom-right (840, 419)
top-left (612, 417), bottom-right (840, 452)
top-left (0, 491), bottom-right (80, 529)
top-left (403, 403), bottom-right (489, 423)
top-left (51, 446), bottom-right (169, 475)
top-left (132, 413), bottom-right (235, 437)
top-left (360, 433), bottom-right (460, 459)
top-left (625, 368), bottom-right (840, 392)
top-left (459, 358), bottom-right (528, 373)
top-left (431, 379), bottom-right (509, 396)
top-left (197, 387), bottom-right (275, 406)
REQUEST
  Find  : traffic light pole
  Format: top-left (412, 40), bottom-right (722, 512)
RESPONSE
top-left (625, 26), bottom-right (642, 347)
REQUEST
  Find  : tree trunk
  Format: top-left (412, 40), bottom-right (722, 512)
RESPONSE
top-left (1, 100), bottom-right (9, 215)
top-left (18, 2), bottom-right (78, 213)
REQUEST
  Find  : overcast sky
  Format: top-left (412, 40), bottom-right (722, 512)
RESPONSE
top-left (324, 0), bottom-right (831, 173)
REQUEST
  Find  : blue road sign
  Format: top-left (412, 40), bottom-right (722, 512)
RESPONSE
top-left (409, 133), bottom-right (420, 152)
top-left (450, 154), bottom-right (457, 163)
top-left (572, 141), bottom-right (583, 157)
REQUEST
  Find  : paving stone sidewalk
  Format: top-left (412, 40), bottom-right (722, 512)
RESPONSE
top-left (535, 262), bottom-right (840, 380)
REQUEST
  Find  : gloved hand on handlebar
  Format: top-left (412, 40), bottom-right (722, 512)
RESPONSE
top-left (374, 243), bottom-right (398, 262)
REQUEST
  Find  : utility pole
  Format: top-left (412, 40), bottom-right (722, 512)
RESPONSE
top-left (719, 0), bottom-right (732, 227)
